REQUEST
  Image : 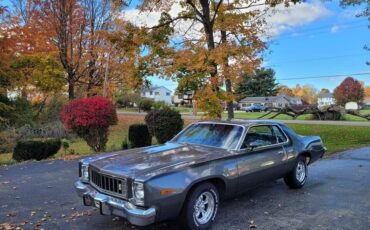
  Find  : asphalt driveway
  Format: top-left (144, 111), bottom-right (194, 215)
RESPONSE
top-left (1, 148), bottom-right (369, 230)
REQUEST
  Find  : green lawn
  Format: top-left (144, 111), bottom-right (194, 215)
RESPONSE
top-left (228, 110), bottom-right (369, 121)
top-left (287, 124), bottom-right (370, 154)
top-left (228, 111), bottom-right (314, 120)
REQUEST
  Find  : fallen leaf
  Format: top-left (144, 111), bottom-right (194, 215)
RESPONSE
top-left (248, 220), bottom-right (257, 228)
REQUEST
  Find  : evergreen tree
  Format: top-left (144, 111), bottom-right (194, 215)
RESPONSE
top-left (235, 68), bottom-right (278, 101)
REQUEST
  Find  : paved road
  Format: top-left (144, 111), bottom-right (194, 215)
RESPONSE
top-left (1, 148), bottom-right (370, 230)
top-left (117, 111), bottom-right (370, 126)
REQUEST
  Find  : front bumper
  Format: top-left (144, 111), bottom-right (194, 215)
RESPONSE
top-left (74, 180), bottom-right (156, 226)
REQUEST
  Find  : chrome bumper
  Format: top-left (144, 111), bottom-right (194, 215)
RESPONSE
top-left (74, 181), bottom-right (156, 226)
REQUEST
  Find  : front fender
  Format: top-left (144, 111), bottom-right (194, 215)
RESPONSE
top-left (144, 159), bottom-right (238, 221)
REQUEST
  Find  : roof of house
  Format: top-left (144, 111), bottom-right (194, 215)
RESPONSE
top-left (318, 93), bottom-right (334, 98)
top-left (142, 86), bottom-right (172, 93)
top-left (363, 98), bottom-right (370, 104)
top-left (239, 95), bottom-right (301, 103)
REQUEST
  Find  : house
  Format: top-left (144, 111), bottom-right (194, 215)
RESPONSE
top-left (141, 86), bottom-right (172, 104)
top-left (363, 98), bottom-right (370, 108)
top-left (238, 95), bottom-right (302, 110)
top-left (173, 91), bottom-right (194, 105)
top-left (317, 93), bottom-right (336, 107)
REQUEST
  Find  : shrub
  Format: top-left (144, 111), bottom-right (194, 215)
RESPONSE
top-left (128, 124), bottom-right (151, 148)
top-left (138, 98), bottom-right (154, 112)
top-left (60, 96), bottom-right (117, 152)
top-left (121, 138), bottom-right (129, 150)
top-left (13, 138), bottom-right (61, 161)
top-left (153, 100), bottom-right (167, 110)
top-left (116, 93), bottom-right (140, 108)
top-left (145, 108), bottom-right (183, 144)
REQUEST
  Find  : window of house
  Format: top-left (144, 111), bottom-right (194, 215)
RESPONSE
top-left (178, 94), bottom-right (183, 99)
top-left (155, 92), bottom-right (160, 95)
top-left (166, 92), bottom-right (170, 96)
top-left (150, 91), bottom-right (153, 95)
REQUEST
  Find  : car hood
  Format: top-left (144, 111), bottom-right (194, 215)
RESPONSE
top-left (88, 142), bottom-right (228, 180)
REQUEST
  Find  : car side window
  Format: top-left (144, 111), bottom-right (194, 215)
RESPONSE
top-left (241, 125), bottom-right (277, 149)
top-left (272, 126), bottom-right (288, 143)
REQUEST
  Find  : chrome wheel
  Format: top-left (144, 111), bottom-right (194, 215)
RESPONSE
top-left (193, 191), bottom-right (215, 225)
top-left (296, 161), bottom-right (306, 183)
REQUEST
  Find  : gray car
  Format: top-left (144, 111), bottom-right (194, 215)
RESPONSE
top-left (75, 120), bottom-right (325, 230)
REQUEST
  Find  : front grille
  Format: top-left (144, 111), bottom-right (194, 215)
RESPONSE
top-left (90, 168), bottom-right (128, 198)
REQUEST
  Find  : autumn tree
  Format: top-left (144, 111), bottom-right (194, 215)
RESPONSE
top-left (136, 0), bottom-right (298, 119)
top-left (333, 77), bottom-right (365, 105)
top-left (235, 68), bottom-right (278, 100)
top-left (291, 84), bottom-right (318, 104)
top-left (277, 85), bottom-right (294, 97)
top-left (365, 86), bottom-right (370, 98)
top-left (319, 88), bottom-right (330, 94)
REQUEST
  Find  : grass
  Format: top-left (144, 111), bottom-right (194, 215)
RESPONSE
top-left (1, 114), bottom-right (370, 166)
top-left (228, 111), bottom-right (314, 120)
top-left (287, 124), bottom-right (370, 154)
top-left (228, 110), bottom-right (369, 121)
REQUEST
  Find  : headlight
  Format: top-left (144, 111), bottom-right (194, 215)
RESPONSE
top-left (132, 181), bottom-right (145, 206)
top-left (80, 163), bottom-right (89, 181)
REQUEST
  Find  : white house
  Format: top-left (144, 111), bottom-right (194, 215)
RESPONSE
top-left (238, 95), bottom-right (302, 110)
top-left (173, 91), bottom-right (194, 105)
top-left (317, 93), bottom-right (336, 107)
top-left (141, 86), bottom-right (172, 104)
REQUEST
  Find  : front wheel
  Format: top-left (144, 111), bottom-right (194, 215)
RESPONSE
top-left (284, 156), bottom-right (307, 189)
top-left (180, 182), bottom-right (219, 230)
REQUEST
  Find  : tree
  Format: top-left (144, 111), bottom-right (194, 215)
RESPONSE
top-left (365, 86), bottom-right (370, 98)
top-left (136, 1), bottom-right (298, 118)
top-left (235, 68), bottom-right (278, 100)
top-left (277, 85), bottom-right (294, 97)
top-left (319, 88), bottom-right (330, 94)
top-left (291, 84), bottom-right (318, 104)
top-left (333, 77), bottom-right (365, 105)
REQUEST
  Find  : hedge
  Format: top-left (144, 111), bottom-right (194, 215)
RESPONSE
top-left (13, 138), bottom-right (61, 161)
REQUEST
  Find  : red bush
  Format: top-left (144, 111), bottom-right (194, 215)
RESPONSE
top-left (60, 96), bottom-right (117, 151)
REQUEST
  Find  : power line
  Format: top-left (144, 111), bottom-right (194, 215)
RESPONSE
top-left (265, 53), bottom-right (368, 67)
top-left (277, 72), bottom-right (370, 81)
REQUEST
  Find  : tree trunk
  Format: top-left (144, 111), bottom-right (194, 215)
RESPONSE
top-left (68, 77), bottom-right (75, 100)
top-left (221, 30), bottom-right (234, 119)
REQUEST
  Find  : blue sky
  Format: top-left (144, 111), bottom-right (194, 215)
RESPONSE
top-left (147, 1), bottom-right (370, 92)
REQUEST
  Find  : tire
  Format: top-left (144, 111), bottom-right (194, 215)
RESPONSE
top-left (284, 156), bottom-right (307, 189)
top-left (180, 182), bottom-right (219, 230)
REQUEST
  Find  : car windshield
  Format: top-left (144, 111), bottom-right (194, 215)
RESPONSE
top-left (172, 123), bottom-right (244, 149)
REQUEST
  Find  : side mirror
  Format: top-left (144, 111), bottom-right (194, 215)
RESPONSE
top-left (248, 141), bottom-right (261, 150)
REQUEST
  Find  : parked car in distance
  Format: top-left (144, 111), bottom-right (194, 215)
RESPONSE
top-left (245, 103), bottom-right (267, 112)
top-left (75, 120), bottom-right (325, 230)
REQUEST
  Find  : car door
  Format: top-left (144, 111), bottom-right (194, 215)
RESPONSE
top-left (236, 125), bottom-right (288, 191)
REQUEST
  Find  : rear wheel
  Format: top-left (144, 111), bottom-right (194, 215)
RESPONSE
top-left (180, 182), bottom-right (219, 230)
top-left (284, 156), bottom-right (307, 189)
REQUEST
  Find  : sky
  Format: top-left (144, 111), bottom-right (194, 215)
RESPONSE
top-left (138, 0), bottom-right (370, 92)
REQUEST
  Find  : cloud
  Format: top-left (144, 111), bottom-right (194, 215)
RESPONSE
top-left (265, 2), bottom-right (330, 37)
top-left (121, 1), bottom-right (330, 40)
top-left (330, 24), bottom-right (340, 33)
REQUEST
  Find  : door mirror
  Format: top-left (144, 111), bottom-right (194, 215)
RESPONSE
top-left (248, 141), bottom-right (261, 150)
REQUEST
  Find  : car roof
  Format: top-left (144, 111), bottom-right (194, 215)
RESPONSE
top-left (197, 119), bottom-right (284, 127)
